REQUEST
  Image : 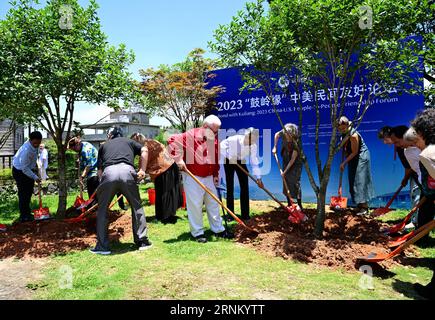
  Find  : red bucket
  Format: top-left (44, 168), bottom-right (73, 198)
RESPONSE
top-left (182, 190), bottom-right (186, 209)
top-left (148, 188), bottom-right (156, 205)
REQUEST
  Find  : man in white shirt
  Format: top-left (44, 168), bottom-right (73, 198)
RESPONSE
top-left (12, 131), bottom-right (42, 222)
top-left (220, 128), bottom-right (264, 221)
top-left (38, 143), bottom-right (49, 181)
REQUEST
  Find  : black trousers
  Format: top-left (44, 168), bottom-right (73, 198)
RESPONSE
top-left (86, 176), bottom-right (100, 199)
top-left (86, 175), bottom-right (100, 207)
top-left (417, 196), bottom-right (435, 243)
top-left (224, 159), bottom-right (250, 219)
top-left (12, 167), bottom-right (35, 219)
top-left (417, 196), bottom-right (435, 227)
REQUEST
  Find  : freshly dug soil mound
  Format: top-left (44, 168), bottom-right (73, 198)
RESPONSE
top-left (235, 209), bottom-right (417, 271)
top-left (0, 211), bottom-right (132, 259)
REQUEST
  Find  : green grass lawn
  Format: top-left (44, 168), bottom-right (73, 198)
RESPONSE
top-left (1, 186), bottom-right (433, 300)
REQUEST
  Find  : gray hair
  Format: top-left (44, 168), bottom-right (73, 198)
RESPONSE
top-left (283, 123), bottom-right (299, 137)
top-left (203, 115), bottom-right (222, 127)
top-left (404, 127), bottom-right (418, 142)
top-left (337, 116), bottom-right (351, 126)
top-left (245, 127), bottom-right (260, 140)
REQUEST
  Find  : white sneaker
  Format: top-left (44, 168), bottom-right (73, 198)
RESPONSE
top-left (138, 239), bottom-right (153, 251)
top-left (89, 248), bottom-right (111, 255)
top-left (404, 222), bottom-right (415, 232)
top-left (356, 209), bottom-right (370, 217)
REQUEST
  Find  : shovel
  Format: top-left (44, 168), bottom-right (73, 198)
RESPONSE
top-left (329, 170), bottom-right (348, 211)
top-left (32, 164), bottom-right (51, 221)
top-left (184, 168), bottom-right (256, 233)
top-left (33, 181), bottom-right (52, 221)
top-left (387, 216), bottom-right (433, 248)
top-left (216, 186), bottom-right (229, 231)
top-left (372, 185), bottom-right (403, 217)
top-left (273, 153), bottom-right (306, 223)
top-left (65, 194), bottom-right (124, 224)
top-left (235, 163), bottom-right (307, 224)
top-left (381, 197), bottom-right (426, 235)
top-left (357, 219), bottom-right (435, 263)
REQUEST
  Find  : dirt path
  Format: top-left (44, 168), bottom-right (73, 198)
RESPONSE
top-left (0, 258), bottom-right (47, 300)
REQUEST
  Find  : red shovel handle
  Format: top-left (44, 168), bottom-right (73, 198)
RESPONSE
top-left (384, 185), bottom-right (404, 209)
top-left (184, 169), bottom-right (255, 233)
top-left (384, 197), bottom-right (426, 234)
top-left (273, 153), bottom-right (295, 206)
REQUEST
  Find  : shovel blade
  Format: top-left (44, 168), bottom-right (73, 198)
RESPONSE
top-left (372, 207), bottom-right (393, 217)
top-left (357, 251), bottom-right (390, 263)
top-left (388, 239), bottom-right (407, 248)
top-left (388, 231), bottom-right (415, 248)
top-left (33, 207), bottom-right (51, 221)
top-left (329, 196), bottom-right (348, 210)
top-left (73, 196), bottom-right (86, 208)
top-left (382, 222), bottom-right (406, 235)
top-left (286, 205), bottom-right (307, 224)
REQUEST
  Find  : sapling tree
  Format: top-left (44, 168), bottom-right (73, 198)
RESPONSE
top-left (0, 0), bottom-right (139, 216)
top-left (210, 0), bottom-right (424, 236)
top-left (139, 48), bottom-right (224, 132)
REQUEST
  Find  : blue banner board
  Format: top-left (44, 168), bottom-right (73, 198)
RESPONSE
top-left (210, 67), bottom-right (424, 209)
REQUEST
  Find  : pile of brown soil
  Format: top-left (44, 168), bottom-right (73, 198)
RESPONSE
top-left (0, 211), bottom-right (132, 259)
top-left (235, 209), bottom-right (417, 271)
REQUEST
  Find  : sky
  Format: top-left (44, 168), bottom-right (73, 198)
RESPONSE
top-left (0, 0), bottom-right (250, 127)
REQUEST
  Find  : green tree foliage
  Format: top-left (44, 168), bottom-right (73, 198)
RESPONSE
top-left (139, 48), bottom-right (224, 132)
top-left (0, 0), bottom-right (139, 216)
top-left (210, 0), bottom-right (425, 236)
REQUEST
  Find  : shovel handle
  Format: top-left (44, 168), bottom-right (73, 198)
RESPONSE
top-left (384, 185), bottom-right (404, 209)
top-left (385, 197), bottom-right (426, 234)
top-left (273, 153), bottom-right (295, 206)
top-left (338, 169), bottom-right (343, 195)
top-left (184, 169), bottom-right (254, 232)
top-left (77, 156), bottom-right (84, 199)
top-left (66, 194), bottom-right (123, 223)
top-left (235, 163), bottom-right (288, 211)
top-left (388, 219), bottom-right (435, 259)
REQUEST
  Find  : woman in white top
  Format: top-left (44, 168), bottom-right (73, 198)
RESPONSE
top-left (404, 109), bottom-right (435, 300)
top-left (38, 143), bottom-right (49, 181)
top-left (220, 128), bottom-right (264, 221)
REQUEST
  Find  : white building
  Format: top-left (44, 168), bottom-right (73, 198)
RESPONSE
top-left (79, 111), bottom-right (160, 148)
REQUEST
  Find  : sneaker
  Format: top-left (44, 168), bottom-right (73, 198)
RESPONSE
top-left (356, 208), bottom-right (370, 217)
top-left (194, 235), bottom-right (207, 243)
top-left (214, 230), bottom-right (234, 239)
top-left (89, 248), bottom-right (111, 255)
top-left (224, 215), bottom-right (234, 222)
top-left (404, 222), bottom-right (416, 232)
top-left (138, 239), bottom-right (153, 251)
top-left (0, 224), bottom-right (6, 232)
top-left (20, 215), bottom-right (34, 223)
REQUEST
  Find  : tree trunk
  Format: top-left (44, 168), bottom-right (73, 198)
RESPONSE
top-left (314, 189), bottom-right (327, 238)
top-left (314, 156), bottom-right (335, 238)
top-left (56, 141), bottom-right (68, 218)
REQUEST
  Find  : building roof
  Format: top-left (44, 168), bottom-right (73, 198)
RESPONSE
top-left (79, 121), bottom-right (160, 130)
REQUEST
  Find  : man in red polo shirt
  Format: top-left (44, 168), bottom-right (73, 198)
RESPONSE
top-left (168, 115), bottom-right (231, 243)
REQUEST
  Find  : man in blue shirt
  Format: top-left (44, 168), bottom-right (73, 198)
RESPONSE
top-left (68, 137), bottom-right (99, 199)
top-left (12, 131), bottom-right (43, 222)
